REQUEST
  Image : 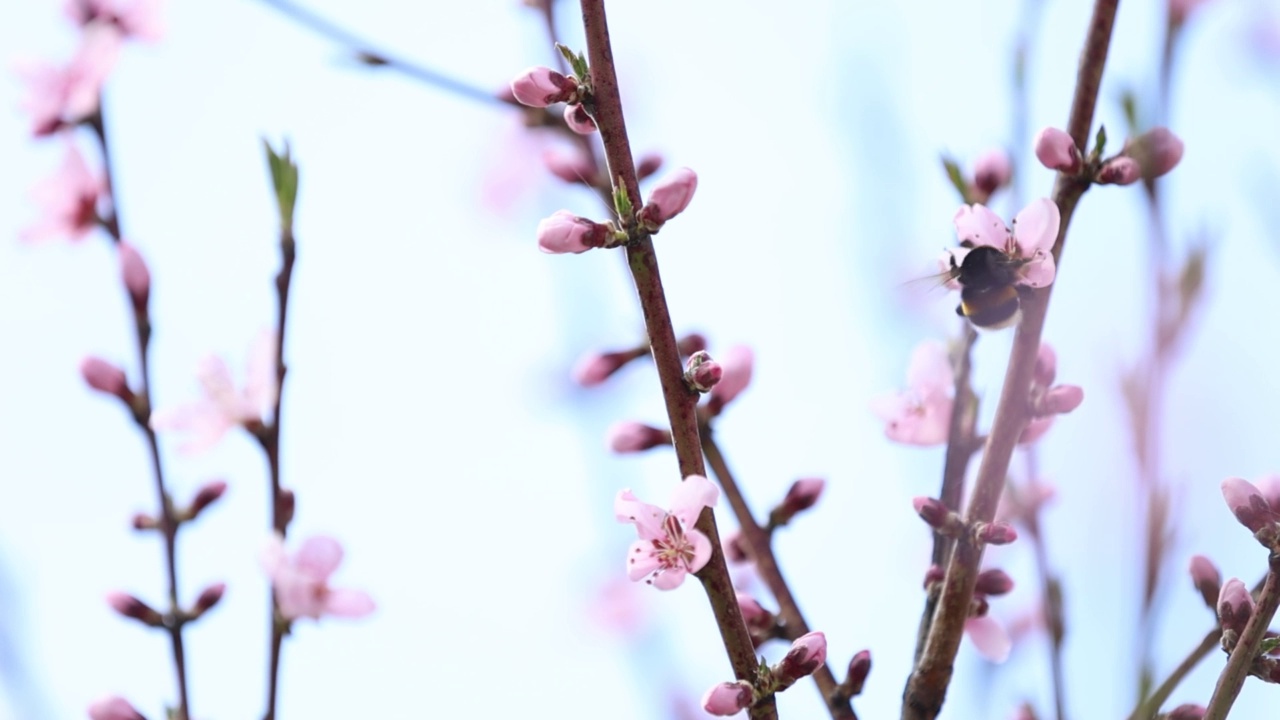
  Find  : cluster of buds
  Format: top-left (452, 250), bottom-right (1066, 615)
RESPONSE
top-left (106, 580), bottom-right (225, 630)
top-left (700, 632), bottom-right (828, 716)
top-left (1035, 126), bottom-right (1184, 186)
top-left (573, 332), bottom-right (706, 387)
top-left (1211, 575), bottom-right (1280, 688)
top-left (1221, 476), bottom-right (1280, 549)
top-left (131, 479), bottom-right (229, 530)
top-left (534, 167), bottom-right (698, 254)
top-left (509, 66), bottom-right (593, 133)
top-left (913, 497), bottom-right (1018, 546)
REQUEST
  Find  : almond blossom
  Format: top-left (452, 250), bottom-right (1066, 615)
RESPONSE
top-left (16, 22), bottom-right (121, 136)
top-left (150, 330), bottom-right (277, 453)
top-left (953, 198), bottom-right (1061, 289)
top-left (615, 474), bottom-right (719, 590)
top-left (21, 143), bottom-right (105, 243)
top-left (65, 0), bottom-right (165, 41)
top-left (262, 534), bottom-right (376, 622)
top-left (870, 340), bottom-right (954, 446)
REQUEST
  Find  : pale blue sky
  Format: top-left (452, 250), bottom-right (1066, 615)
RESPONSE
top-left (2, 0), bottom-right (1280, 718)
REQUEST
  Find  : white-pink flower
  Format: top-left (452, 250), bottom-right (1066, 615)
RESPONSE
top-left (21, 142), bottom-right (105, 243)
top-left (953, 199), bottom-right (1061, 288)
top-left (16, 22), bottom-right (121, 135)
top-left (150, 330), bottom-right (278, 453)
top-left (870, 340), bottom-right (954, 446)
top-left (262, 534), bottom-right (376, 622)
top-left (965, 614), bottom-right (1011, 663)
top-left (615, 474), bottom-right (719, 590)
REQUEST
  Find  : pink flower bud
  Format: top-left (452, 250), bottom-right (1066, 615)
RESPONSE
top-left (572, 350), bottom-right (631, 386)
top-left (1189, 554), bottom-right (1222, 610)
top-left (1123, 127), bottom-right (1184, 180)
top-left (1096, 156), bottom-right (1142, 185)
top-left (80, 356), bottom-right (131, 401)
top-left (88, 695), bottom-right (145, 720)
top-left (635, 152), bottom-right (663, 181)
top-left (975, 568), bottom-right (1015, 596)
top-left (192, 582), bottom-right (226, 616)
top-left (1217, 577), bottom-right (1254, 636)
top-left (779, 478), bottom-right (825, 518)
top-left (509, 66), bottom-right (576, 107)
top-left (1042, 385), bottom-right (1084, 415)
top-left (776, 631), bottom-right (828, 684)
top-left (1256, 475), bottom-right (1280, 515)
top-left (1033, 344), bottom-right (1058, 387)
top-left (187, 479), bottom-right (228, 519)
top-left (841, 649), bottom-right (872, 697)
top-left (701, 681), bottom-right (754, 716)
top-left (1166, 703), bottom-right (1206, 720)
top-left (1034, 127), bottom-right (1081, 173)
top-left (976, 522), bottom-right (1018, 545)
top-left (1018, 416), bottom-right (1055, 445)
top-left (276, 487), bottom-right (296, 528)
top-left (1221, 476), bottom-right (1277, 535)
top-left (606, 421), bottom-right (671, 454)
top-left (536, 210), bottom-right (608, 254)
top-left (131, 512), bottom-right (158, 531)
top-left (119, 242), bottom-right (150, 310)
top-left (676, 332), bottom-right (707, 356)
top-left (707, 345), bottom-right (754, 414)
top-left (736, 592), bottom-right (774, 636)
top-left (684, 350), bottom-right (722, 393)
top-left (637, 167), bottom-right (697, 230)
top-left (913, 496), bottom-right (956, 531)
top-left (723, 530), bottom-right (750, 563)
top-left (972, 149), bottom-right (1012, 198)
top-left (542, 149), bottom-right (598, 186)
top-left (563, 103), bottom-right (597, 134)
top-left (106, 591), bottom-right (162, 627)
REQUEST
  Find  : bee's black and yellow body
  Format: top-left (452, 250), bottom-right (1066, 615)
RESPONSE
top-left (949, 245), bottom-right (1026, 329)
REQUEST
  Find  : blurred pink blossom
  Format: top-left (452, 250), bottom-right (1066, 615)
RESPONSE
top-left (150, 330), bottom-right (278, 453)
top-left (870, 340), bottom-right (953, 446)
top-left (971, 148), bottom-right (1012, 200)
top-left (615, 474), bottom-right (719, 590)
top-left (1034, 127), bottom-right (1081, 173)
top-left (262, 534), bottom-right (375, 621)
top-left (21, 143), bottom-right (105, 243)
top-left (563, 103), bottom-right (597, 134)
top-left (606, 420), bottom-right (670, 453)
top-left (16, 22), bottom-right (121, 135)
top-left (954, 199), bottom-right (1060, 288)
top-left (87, 695), bottom-right (144, 720)
top-left (119, 242), bottom-right (150, 308)
top-left (701, 681), bottom-right (753, 716)
top-left (536, 210), bottom-right (609, 254)
top-left (509, 66), bottom-right (576, 108)
top-left (66, 0), bottom-right (164, 41)
top-left (708, 345), bottom-right (754, 413)
top-left (965, 614), bottom-right (1011, 663)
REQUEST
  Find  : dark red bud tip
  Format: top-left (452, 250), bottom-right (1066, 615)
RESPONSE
top-left (842, 649), bottom-right (872, 696)
top-left (277, 487), bottom-right (296, 528)
top-left (80, 357), bottom-right (133, 403)
top-left (780, 478), bottom-right (825, 517)
top-left (106, 591), bottom-right (163, 627)
top-left (1165, 703), bottom-right (1207, 720)
top-left (187, 479), bottom-right (228, 519)
top-left (1095, 156), bottom-right (1142, 185)
top-left (1217, 578), bottom-right (1254, 637)
top-left (976, 522), bottom-right (1018, 545)
top-left (563, 103), bottom-right (597, 134)
top-left (775, 631), bottom-right (827, 685)
top-left (1188, 554), bottom-right (1222, 610)
top-left (131, 512), bottom-right (159, 531)
top-left (635, 152), bottom-right (664, 181)
top-left (913, 496), bottom-right (957, 531)
top-left (192, 582), bottom-right (226, 616)
top-left (684, 351), bottom-right (723, 393)
top-left (975, 568), bottom-right (1015, 596)
top-left (723, 530), bottom-right (750, 564)
top-left (119, 243), bottom-right (151, 311)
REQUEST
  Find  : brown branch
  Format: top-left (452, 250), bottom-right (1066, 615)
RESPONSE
top-left (1203, 562), bottom-right (1280, 720)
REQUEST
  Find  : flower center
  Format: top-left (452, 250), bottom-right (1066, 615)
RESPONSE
top-left (650, 514), bottom-right (696, 571)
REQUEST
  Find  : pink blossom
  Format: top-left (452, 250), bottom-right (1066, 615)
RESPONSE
top-left (536, 210), bottom-right (609, 254)
top-left (509, 66), bottom-right (576, 107)
top-left (638, 167), bottom-right (698, 229)
top-left (953, 199), bottom-right (1060, 288)
top-left (965, 614), bottom-right (1011, 662)
top-left (21, 143), bottom-right (105, 243)
top-left (66, 0), bottom-right (164, 41)
top-left (563, 103), bottom-right (597, 134)
top-left (1166, 704), bottom-right (1207, 720)
top-left (87, 695), bottom-right (144, 720)
top-left (150, 330), bottom-right (278, 453)
top-left (16, 23), bottom-right (121, 135)
top-left (1033, 127), bottom-right (1081, 173)
top-left (701, 681), bottom-right (753, 716)
top-left (261, 534), bottom-right (376, 621)
top-left (615, 474), bottom-right (719, 590)
top-left (708, 344), bottom-right (754, 413)
top-left (870, 340), bottom-right (954, 446)
top-left (975, 568), bottom-right (1015, 596)
top-left (977, 522), bottom-right (1018, 545)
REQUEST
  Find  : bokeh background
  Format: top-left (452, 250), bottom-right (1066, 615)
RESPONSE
top-left (3, 0), bottom-right (1280, 717)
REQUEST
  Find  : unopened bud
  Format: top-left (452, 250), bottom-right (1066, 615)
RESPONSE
top-left (1221, 477), bottom-right (1279, 543)
top-left (191, 582), bottom-right (226, 617)
top-left (537, 210), bottom-right (610, 255)
top-left (1033, 344), bottom-right (1057, 387)
top-left (676, 332), bottom-right (707, 357)
top-left (976, 522), bottom-right (1019, 545)
top-left (975, 568), bottom-right (1015, 596)
top-left (1123, 127), bottom-right (1184, 181)
top-left (913, 496), bottom-right (962, 534)
top-left (606, 421), bottom-right (671, 454)
top-left (736, 593), bottom-right (775, 642)
top-left (1096, 156), bottom-right (1142, 185)
top-left (1164, 703), bottom-right (1207, 720)
top-left (971, 149), bottom-right (1012, 199)
top-left (635, 152), bottom-right (663, 181)
top-left (80, 357), bottom-right (132, 402)
top-left (1217, 577), bottom-right (1254, 639)
top-left (775, 631), bottom-right (827, 686)
top-left (1041, 385), bottom-right (1084, 415)
top-left (572, 349), bottom-right (634, 387)
top-left (509, 66), bottom-right (577, 107)
top-left (563, 103), bottom-right (597, 134)
top-left (707, 345), bottom-right (754, 415)
top-left (771, 478), bottom-right (826, 527)
top-left (1188, 554), bottom-right (1222, 610)
top-left (119, 243), bottom-right (151, 311)
top-left (276, 487), bottom-right (296, 528)
top-left (131, 512), bottom-right (159, 531)
top-left (186, 479), bottom-right (228, 520)
top-left (684, 350), bottom-right (723, 393)
top-left (1034, 127), bottom-right (1082, 174)
top-left (840, 649), bottom-right (872, 697)
top-left (701, 680), bottom-right (754, 716)
top-left (542, 149), bottom-right (598, 186)
top-left (637, 167), bottom-right (697, 231)
top-left (88, 695), bottom-right (145, 720)
top-left (723, 530), bottom-right (750, 563)
top-left (106, 591), bottom-right (162, 627)
top-left (1257, 475), bottom-right (1280, 516)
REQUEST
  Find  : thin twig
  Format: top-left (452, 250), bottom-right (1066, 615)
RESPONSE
top-left (901, 2), bottom-right (1120, 717)
top-left (1127, 625), bottom-right (1221, 720)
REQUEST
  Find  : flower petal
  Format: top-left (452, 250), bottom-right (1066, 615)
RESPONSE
top-left (1018, 254), bottom-right (1056, 288)
top-left (651, 566), bottom-right (688, 590)
top-left (324, 588), bottom-right (376, 618)
top-left (245, 328), bottom-right (280, 412)
top-left (685, 528), bottom-right (713, 575)
top-left (1012, 198), bottom-right (1060, 256)
top-left (965, 615), bottom-right (1011, 663)
top-left (615, 489), bottom-right (666, 540)
top-left (953, 204), bottom-right (1010, 249)
top-left (295, 535), bottom-right (344, 579)
top-left (625, 539), bottom-right (660, 581)
top-left (668, 474), bottom-right (718, 527)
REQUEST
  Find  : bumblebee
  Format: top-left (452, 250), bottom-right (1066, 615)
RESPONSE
top-left (945, 245), bottom-right (1026, 329)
